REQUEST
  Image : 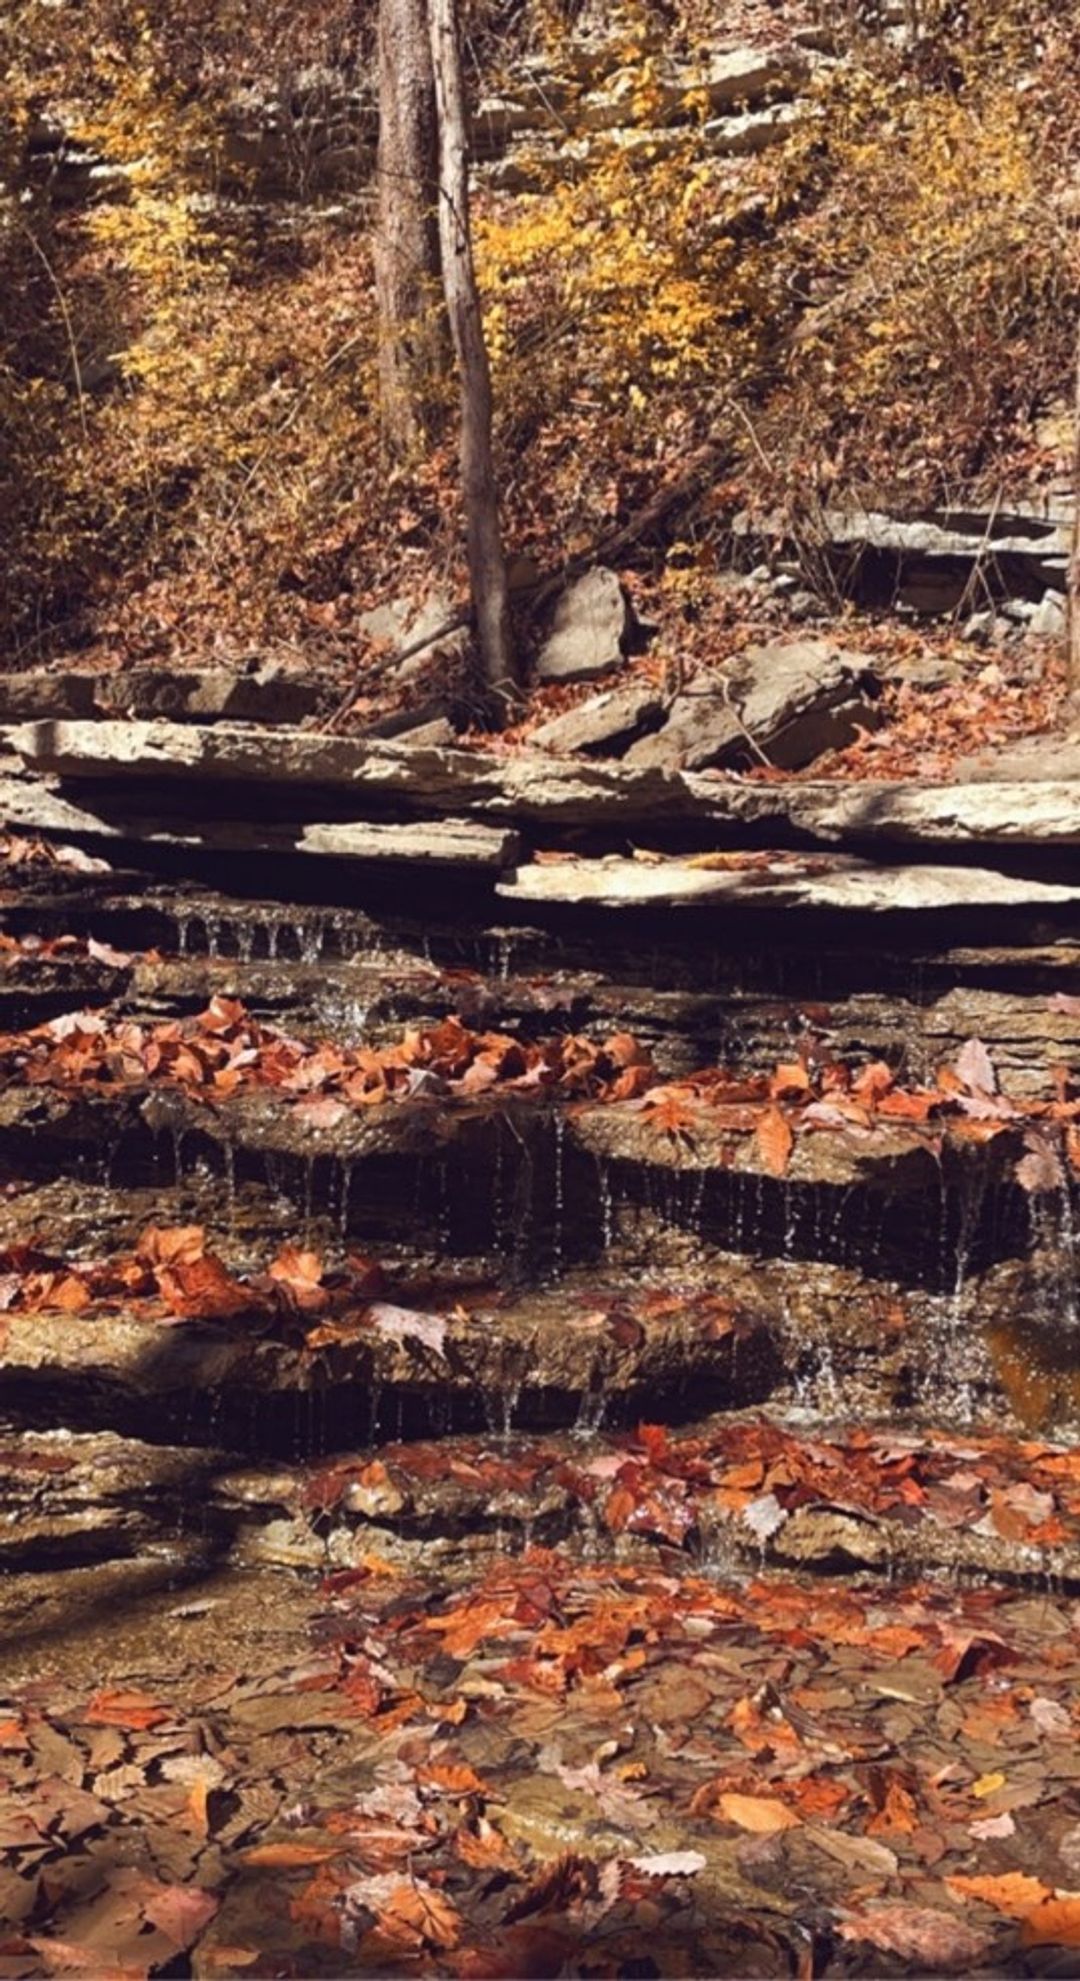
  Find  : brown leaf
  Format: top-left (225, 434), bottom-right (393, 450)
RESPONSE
top-left (840, 1903), bottom-right (994, 1968)
top-left (156, 1254), bottom-right (252, 1322)
top-left (84, 1688), bottom-right (171, 1731)
top-left (716, 1793), bottom-right (800, 1834)
top-left (368, 1881), bottom-right (461, 1953)
top-left (754, 1105), bottom-right (793, 1178)
top-left (945, 1871), bottom-right (1051, 1918)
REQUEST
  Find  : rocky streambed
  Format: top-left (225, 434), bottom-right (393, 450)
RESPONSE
top-left (5, 733), bottom-right (1080, 1973)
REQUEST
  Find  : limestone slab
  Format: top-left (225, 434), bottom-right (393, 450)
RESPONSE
top-left (499, 854), bottom-right (1080, 913)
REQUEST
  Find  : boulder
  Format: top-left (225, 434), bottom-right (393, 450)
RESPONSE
top-left (534, 568), bottom-right (630, 682)
top-left (1028, 592), bottom-right (1067, 639)
top-left (530, 682), bottom-right (663, 756)
top-left (623, 640), bottom-right (879, 771)
top-left (357, 591), bottom-right (469, 686)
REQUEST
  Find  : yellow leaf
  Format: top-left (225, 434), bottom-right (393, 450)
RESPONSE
top-left (971, 1771), bottom-right (1006, 1798)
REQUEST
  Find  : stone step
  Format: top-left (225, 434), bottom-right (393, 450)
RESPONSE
top-left (5, 1410), bottom-right (1080, 1588)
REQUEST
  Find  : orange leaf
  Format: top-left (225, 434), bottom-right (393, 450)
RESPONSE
top-left (1021, 1898), bottom-right (1080, 1947)
top-left (240, 1841), bottom-right (348, 1868)
top-left (84, 1687), bottom-right (171, 1730)
top-left (368, 1881), bottom-right (462, 1953)
top-left (419, 1763), bottom-right (489, 1797)
top-left (945, 1872), bottom-right (1051, 1918)
top-left (716, 1792), bottom-right (801, 1834)
top-left (156, 1253), bottom-right (253, 1321)
top-left (770, 1062), bottom-right (810, 1099)
top-left (137, 1224), bottom-right (206, 1268)
top-left (852, 1061), bottom-right (894, 1104)
top-left (754, 1105), bottom-right (793, 1178)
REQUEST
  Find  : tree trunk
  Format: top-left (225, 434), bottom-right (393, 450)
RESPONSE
top-left (373, 0), bottom-right (449, 457)
top-left (429, 0), bottom-right (518, 705)
top-left (1062, 309), bottom-right (1070, 705)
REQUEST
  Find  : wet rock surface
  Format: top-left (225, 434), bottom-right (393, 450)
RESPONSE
top-left (3, 826), bottom-right (1080, 1974)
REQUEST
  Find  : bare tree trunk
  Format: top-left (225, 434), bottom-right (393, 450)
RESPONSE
top-left (1062, 309), bottom-right (1070, 705)
top-left (429, 0), bottom-right (518, 704)
top-left (373, 0), bottom-right (449, 457)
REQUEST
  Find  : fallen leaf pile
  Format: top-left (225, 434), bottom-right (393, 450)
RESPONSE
top-left (8, 1526), bottom-right (1080, 1976)
top-left (3, 999), bottom-right (1079, 1195)
top-left (0, 999), bottom-right (655, 1115)
top-left (0, 1227), bottom-right (394, 1330)
top-left (0, 932), bottom-right (137, 969)
top-left (301, 1416), bottom-right (1080, 1575)
top-left (0, 835), bottom-right (109, 875)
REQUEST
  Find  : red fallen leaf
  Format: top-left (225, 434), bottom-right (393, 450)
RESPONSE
top-left (852, 1060), bottom-right (894, 1104)
top-left (136, 1224), bottom-right (207, 1268)
top-left (639, 1092), bottom-right (700, 1144)
top-left (874, 1088), bottom-right (936, 1121)
top-left (769, 1061), bottom-right (810, 1099)
top-left (609, 1063), bottom-right (655, 1101)
top-left (453, 1817), bottom-right (523, 1872)
top-left (418, 1763), bottom-right (490, 1796)
top-left (156, 1254), bottom-right (253, 1321)
top-left (200, 996), bottom-right (249, 1034)
top-left (933, 1629), bottom-right (1015, 1682)
top-left (945, 1871), bottom-right (1051, 1918)
top-left (753, 1105), bottom-right (793, 1177)
top-left (240, 1841), bottom-right (348, 1867)
top-left (715, 1791), bottom-right (801, 1833)
top-left (38, 1272), bottom-right (91, 1313)
top-left (85, 1687), bottom-right (172, 1730)
top-left (866, 1774), bottom-right (919, 1835)
top-left (343, 1253), bottom-right (385, 1300)
top-left (269, 1246), bottom-right (328, 1311)
top-left (504, 1853), bottom-right (599, 1924)
top-left (603, 1483), bottom-right (636, 1533)
top-left (603, 1032), bottom-right (652, 1070)
top-left (143, 1886), bottom-right (219, 1951)
top-left (364, 1881), bottom-right (462, 1954)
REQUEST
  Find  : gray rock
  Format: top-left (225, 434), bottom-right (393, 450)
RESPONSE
top-left (500, 853), bottom-right (1080, 915)
top-left (98, 663), bottom-right (322, 724)
top-left (889, 654), bottom-right (965, 691)
top-left (530, 683), bottom-right (663, 757)
top-left (1028, 592), bottom-right (1067, 639)
top-left (13, 719), bottom-right (1080, 847)
top-left (357, 591), bottom-right (468, 685)
top-left (962, 611), bottom-right (997, 645)
top-left (534, 568), bottom-right (630, 682)
top-left (623, 640), bottom-right (879, 771)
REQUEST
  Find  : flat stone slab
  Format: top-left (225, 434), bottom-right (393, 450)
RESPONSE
top-left (500, 853), bottom-right (1080, 913)
top-left (10, 720), bottom-right (1080, 846)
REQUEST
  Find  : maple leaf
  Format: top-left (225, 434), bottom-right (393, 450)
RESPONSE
top-left (639, 1091), bottom-right (699, 1146)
